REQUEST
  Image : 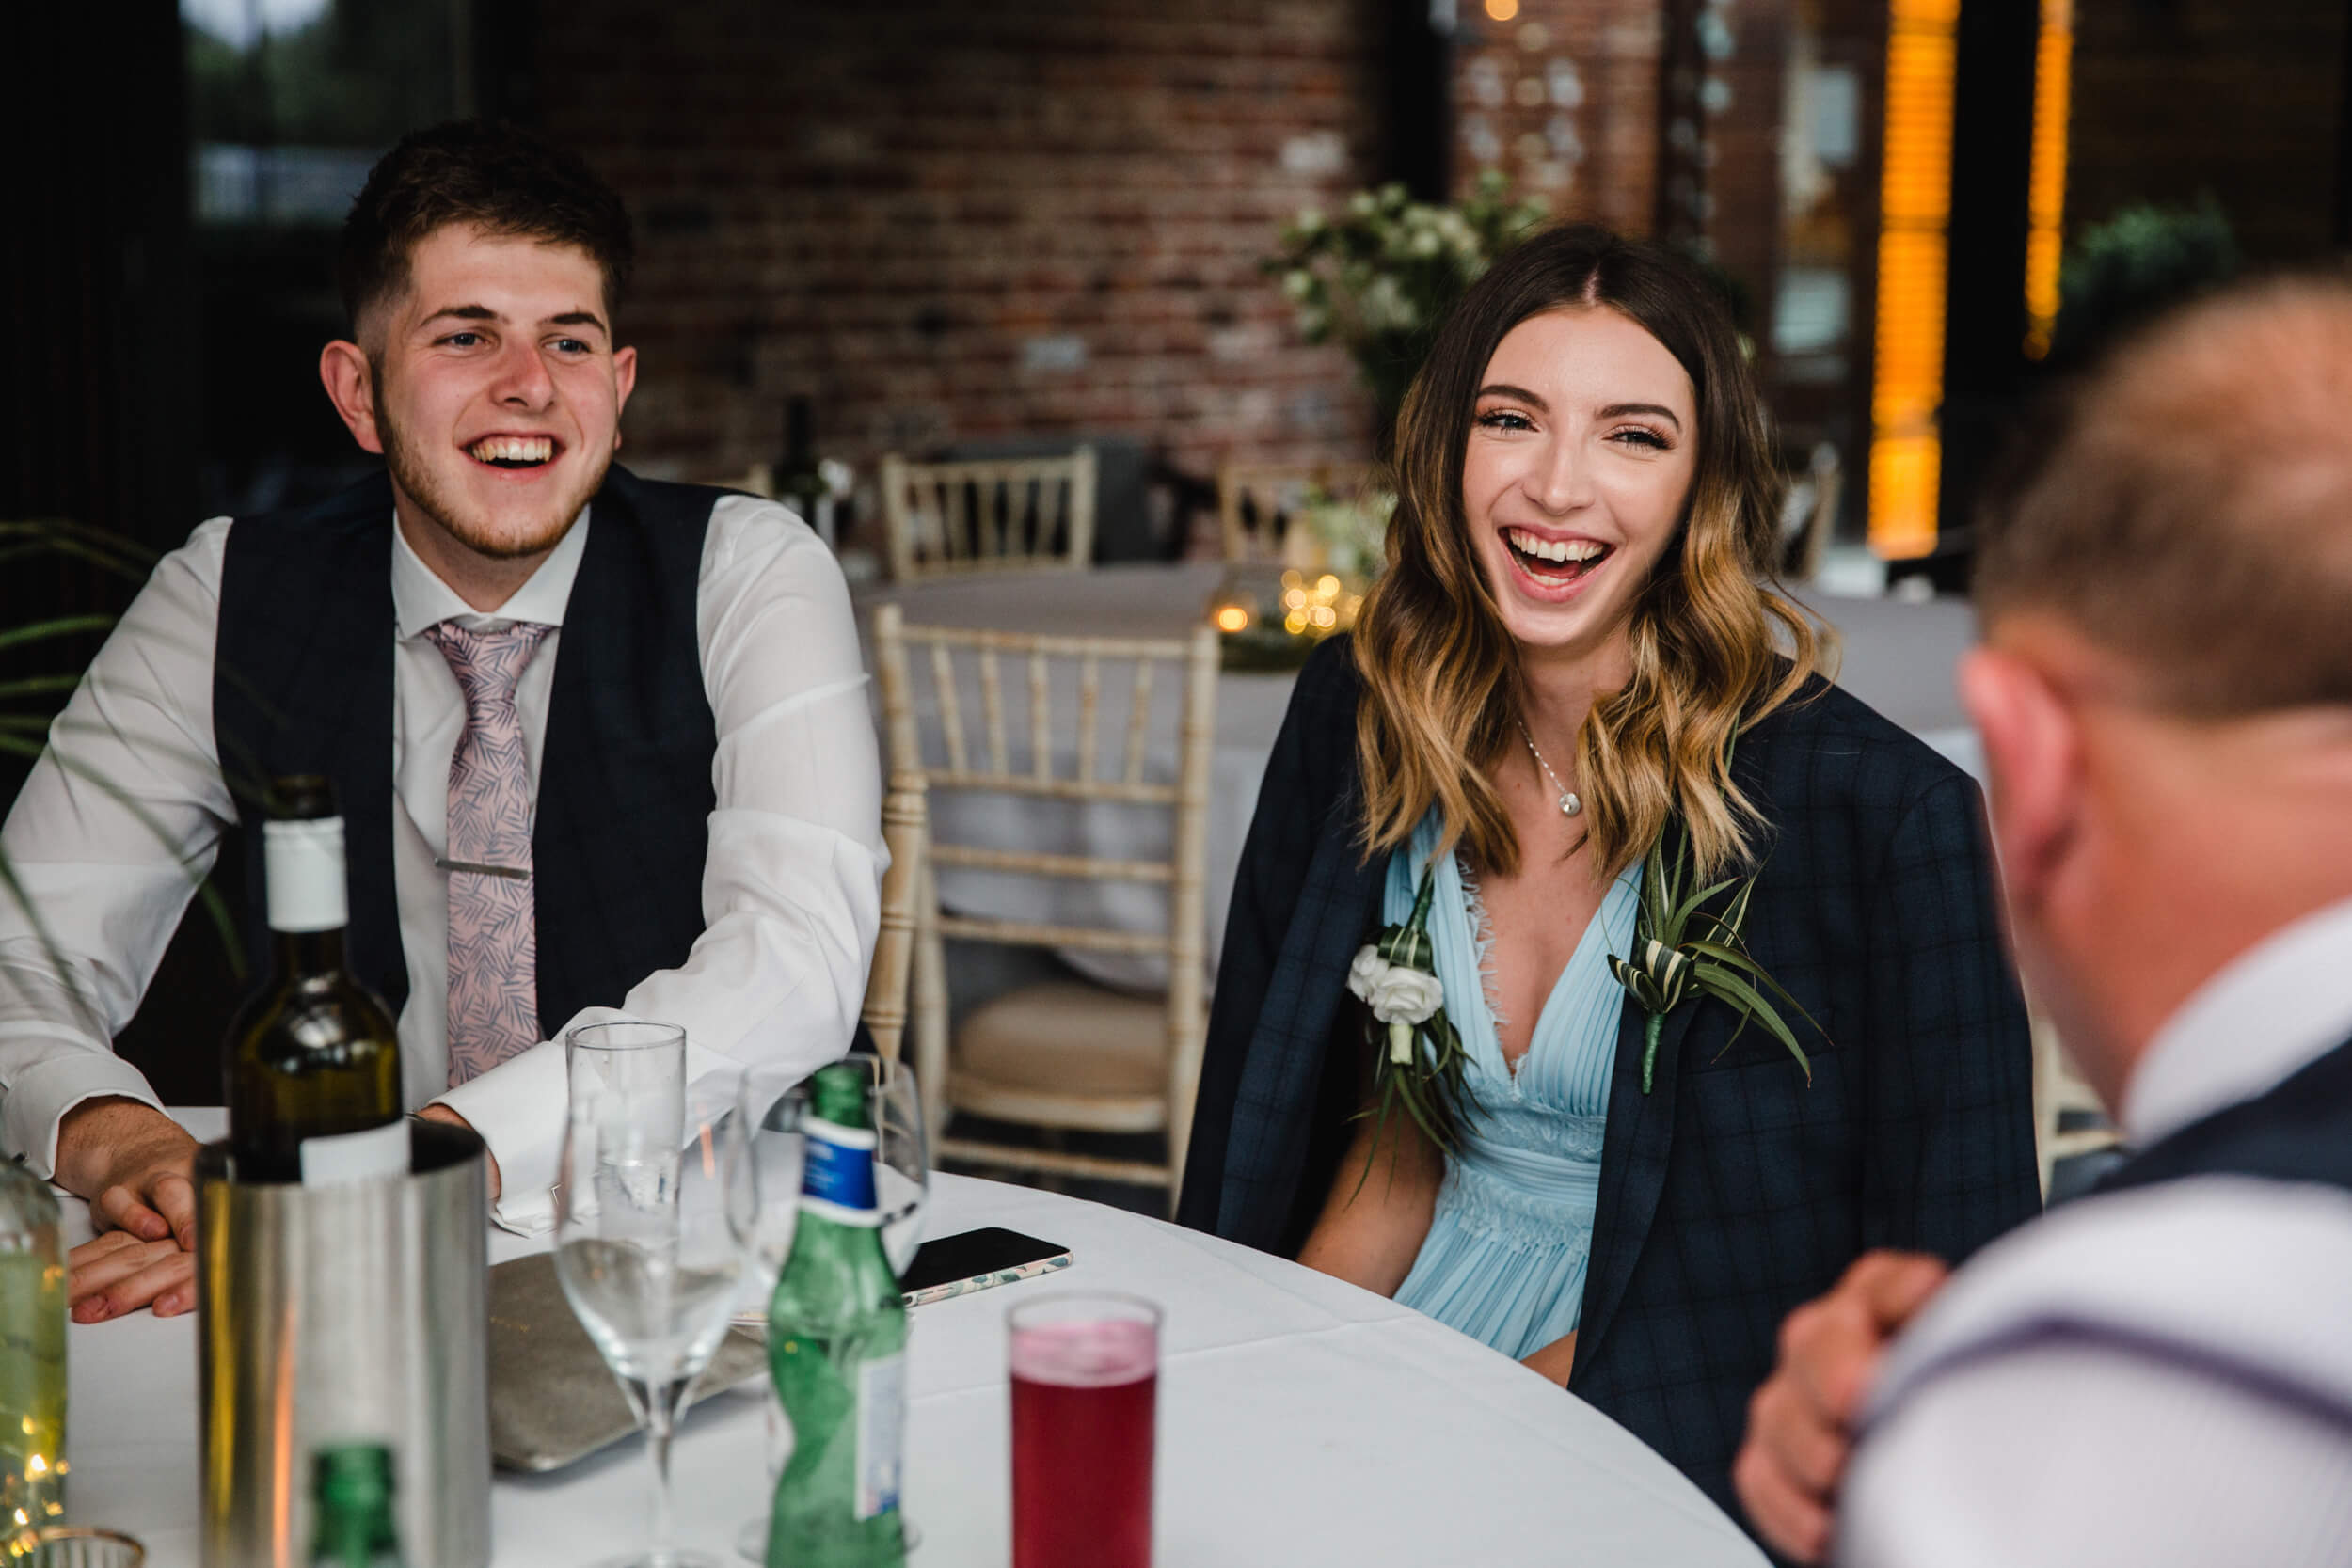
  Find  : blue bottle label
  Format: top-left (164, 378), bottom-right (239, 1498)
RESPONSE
top-left (799, 1117), bottom-right (881, 1226)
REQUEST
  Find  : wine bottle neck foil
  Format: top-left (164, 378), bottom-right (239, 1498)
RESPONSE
top-left (262, 816), bottom-right (349, 933)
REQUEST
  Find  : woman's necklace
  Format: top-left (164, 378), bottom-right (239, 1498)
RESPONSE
top-left (1518, 721), bottom-right (1584, 817)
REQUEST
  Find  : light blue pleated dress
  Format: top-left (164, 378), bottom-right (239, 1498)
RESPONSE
top-left (1383, 810), bottom-right (1642, 1360)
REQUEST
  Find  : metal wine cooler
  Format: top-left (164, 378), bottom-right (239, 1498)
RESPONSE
top-left (196, 1120), bottom-right (492, 1568)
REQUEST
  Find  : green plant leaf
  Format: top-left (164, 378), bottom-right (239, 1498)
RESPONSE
top-left (1682, 938), bottom-right (1771, 977)
top-left (1670, 876), bottom-right (1740, 936)
top-left (0, 675), bottom-right (87, 704)
top-left (0, 615), bottom-right (114, 655)
top-left (1692, 965), bottom-right (1812, 1082)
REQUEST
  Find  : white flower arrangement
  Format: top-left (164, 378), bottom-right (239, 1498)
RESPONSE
top-left (1264, 171), bottom-right (1548, 425)
top-left (1346, 865), bottom-right (1477, 1163)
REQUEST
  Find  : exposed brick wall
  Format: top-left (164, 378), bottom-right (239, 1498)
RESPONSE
top-left (534, 0), bottom-right (1402, 493)
top-left (2066, 0), bottom-right (2343, 262)
top-left (1451, 0), bottom-right (1661, 233)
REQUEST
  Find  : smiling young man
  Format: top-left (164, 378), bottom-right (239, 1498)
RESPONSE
top-left (0, 121), bottom-right (883, 1320)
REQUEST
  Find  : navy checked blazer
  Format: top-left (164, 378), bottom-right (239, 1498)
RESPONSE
top-left (1177, 635), bottom-right (2040, 1530)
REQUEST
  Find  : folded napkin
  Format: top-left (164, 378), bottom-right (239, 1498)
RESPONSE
top-left (486, 1251), bottom-right (769, 1471)
top-left (490, 1187), bottom-right (557, 1237)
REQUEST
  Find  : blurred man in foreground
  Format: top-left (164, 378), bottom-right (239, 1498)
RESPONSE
top-left (1734, 276), bottom-right (2352, 1564)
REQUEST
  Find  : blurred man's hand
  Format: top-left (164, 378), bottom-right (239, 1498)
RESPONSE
top-left (55, 1098), bottom-right (201, 1322)
top-left (414, 1102), bottom-right (500, 1200)
top-left (1734, 1250), bottom-right (1950, 1562)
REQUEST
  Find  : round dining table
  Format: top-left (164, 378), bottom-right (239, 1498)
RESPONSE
top-left (63, 1110), bottom-right (1765, 1567)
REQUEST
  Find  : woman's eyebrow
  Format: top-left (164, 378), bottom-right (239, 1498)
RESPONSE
top-left (1476, 382), bottom-right (1547, 410)
top-left (1598, 402), bottom-right (1683, 430)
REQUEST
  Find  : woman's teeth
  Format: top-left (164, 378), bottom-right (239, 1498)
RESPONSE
top-left (469, 436), bottom-right (555, 467)
top-left (1504, 528), bottom-right (1609, 582)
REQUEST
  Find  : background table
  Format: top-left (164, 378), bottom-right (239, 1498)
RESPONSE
top-left (65, 1110), bottom-right (1765, 1567)
top-left (856, 564), bottom-right (1982, 989)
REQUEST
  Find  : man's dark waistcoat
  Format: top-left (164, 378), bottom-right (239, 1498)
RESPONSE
top-left (213, 464), bottom-right (721, 1037)
top-left (2101, 1033), bottom-right (2352, 1197)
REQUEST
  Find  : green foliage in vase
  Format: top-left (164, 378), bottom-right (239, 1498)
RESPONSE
top-left (1266, 172), bottom-right (1548, 429)
top-left (2049, 197), bottom-right (2239, 369)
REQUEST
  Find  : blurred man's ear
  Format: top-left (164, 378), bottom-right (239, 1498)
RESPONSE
top-left (1960, 644), bottom-right (2081, 915)
top-left (320, 340), bottom-right (384, 456)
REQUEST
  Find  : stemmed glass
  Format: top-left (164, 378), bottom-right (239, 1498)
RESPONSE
top-left (733, 1051), bottom-right (931, 1562)
top-left (853, 1050), bottom-right (931, 1275)
top-left (556, 1022), bottom-right (756, 1568)
top-left (734, 1050), bottom-right (929, 1298)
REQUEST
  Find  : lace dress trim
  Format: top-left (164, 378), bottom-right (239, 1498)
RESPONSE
top-left (1454, 852), bottom-right (1526, 1100)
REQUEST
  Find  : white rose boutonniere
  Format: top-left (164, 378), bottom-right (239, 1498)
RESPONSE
top-left (1347, 865), bottom-right (1478, 1170)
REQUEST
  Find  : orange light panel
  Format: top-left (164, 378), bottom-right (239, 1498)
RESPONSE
top-left (2023, 0), bottom-right (2074, 358)
top-left (1867, 0), bottom-right (1959, 560)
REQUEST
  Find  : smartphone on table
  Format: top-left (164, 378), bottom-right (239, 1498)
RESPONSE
top-left (896, 1227), bottom-right (1073, 1307)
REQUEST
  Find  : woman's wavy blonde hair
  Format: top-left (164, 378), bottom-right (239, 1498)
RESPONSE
top-left (1354, 223), bottom-right (1829, 882)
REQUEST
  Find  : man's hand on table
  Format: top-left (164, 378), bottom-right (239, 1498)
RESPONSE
top-left (56, 1098), bottom-right (200, 1323)
top-left (58, 1101), bottom-right (502, 1322)
top-left (1733, 1250), bottom-right (1948, 1563)
top-left (414, 1102), bottom-right (501, 1201)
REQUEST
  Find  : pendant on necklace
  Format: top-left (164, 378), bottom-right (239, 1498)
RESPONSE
top-left (1558, 790), bottom-right (1583, 817)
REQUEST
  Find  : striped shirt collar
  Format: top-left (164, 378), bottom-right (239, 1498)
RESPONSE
top-left (2123, 895), bottom-right (2352, 1148)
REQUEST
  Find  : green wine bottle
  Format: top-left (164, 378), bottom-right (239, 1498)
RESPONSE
top-left (225, 776), bottom-right (405, 1185)
top-left (309, 1444), bottom-right (404, 1567)
top-left (0, 1163), bottom-right (65, 1543)
top-left (766, 1062), bottom-right (909, 1568)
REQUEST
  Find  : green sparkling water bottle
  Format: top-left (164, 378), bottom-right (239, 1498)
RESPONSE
top-left (0, 1161), bottom-right (65, 1544)
top-left (765, 1062), bottom-right (908, 1568)
top-left (309, 1443), bottom-right (404, 1567)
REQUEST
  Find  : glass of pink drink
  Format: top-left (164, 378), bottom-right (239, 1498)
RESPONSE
top-left (1008, 1291), bottom-right (1162, 1568)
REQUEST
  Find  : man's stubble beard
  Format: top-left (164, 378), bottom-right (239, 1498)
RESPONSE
top-left (372, 367), bottom-right (610, 562)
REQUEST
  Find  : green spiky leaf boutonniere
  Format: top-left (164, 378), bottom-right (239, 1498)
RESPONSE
top-left (1347, 864), bottom-right (1479, 1157)
top-left (1606, 822), bottom-right (1827, 1093)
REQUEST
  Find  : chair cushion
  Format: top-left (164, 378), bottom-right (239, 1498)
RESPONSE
top-left (956, 980), bottom-right (1168, 1099)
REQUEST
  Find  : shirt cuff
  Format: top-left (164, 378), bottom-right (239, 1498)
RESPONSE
top-left (0, 1044), bottom-right (167, 1180)
top-left (429, 1038), bottom-right (568, 1234)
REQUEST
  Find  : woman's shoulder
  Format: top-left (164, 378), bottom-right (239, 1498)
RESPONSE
top-left (1744, 670), bottom-right (1982, 823)
top-left (1271, 633), bottom-right (1368, 750)
top-left (1293, 631), bottom-right (1364, 705)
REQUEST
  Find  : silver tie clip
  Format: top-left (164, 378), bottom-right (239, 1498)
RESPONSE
top-left (435, 856), bottom-right (530, 880)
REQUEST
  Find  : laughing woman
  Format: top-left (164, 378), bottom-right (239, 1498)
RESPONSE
top-left (1176, 226), bottom-right (2038, 1525)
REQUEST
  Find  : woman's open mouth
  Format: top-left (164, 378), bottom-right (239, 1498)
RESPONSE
top-left (1502, 527), bottom-right (1612, 590)
top-left (466, 435), bottom-right (563, 470)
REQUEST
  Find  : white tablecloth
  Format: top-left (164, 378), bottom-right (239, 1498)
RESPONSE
top-left (856, 565), bottom-right (1983, 988)
top-left (63, 1111), bottom-right (1763, 1567)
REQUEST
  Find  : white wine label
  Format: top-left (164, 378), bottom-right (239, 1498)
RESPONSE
top-left (298, 1119), bottom-right (410, 1186)
top-left (262, 817), bottom-right (349, 933)
top-left (853, 1350), bottom-right (905, 1521)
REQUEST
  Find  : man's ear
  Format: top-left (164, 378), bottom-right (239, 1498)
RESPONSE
top-left (612, 344), bottom-right (638, 451)
top-left (320, 340), bottom-right (384, 455)
top-left (1958, 645), bottom-right (2081, 912)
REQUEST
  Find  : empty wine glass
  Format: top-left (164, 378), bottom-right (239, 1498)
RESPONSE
top-left (850, 1049), bottom-right (930, 1275)
top-left (557, 1022), bottom-right (755, 1568)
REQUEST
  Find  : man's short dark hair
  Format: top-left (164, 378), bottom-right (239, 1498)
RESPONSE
top-left (338, 120), bottom-right (634, 340)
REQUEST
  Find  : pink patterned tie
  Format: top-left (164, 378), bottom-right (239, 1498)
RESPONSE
top-left (425, 620), bottom-right (554, 1085)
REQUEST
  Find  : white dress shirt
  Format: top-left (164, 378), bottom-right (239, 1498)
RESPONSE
top-left (1840, 896), bottom-right (2352, 1567)
top-left (0, 495), bottom-right (883, 1229)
